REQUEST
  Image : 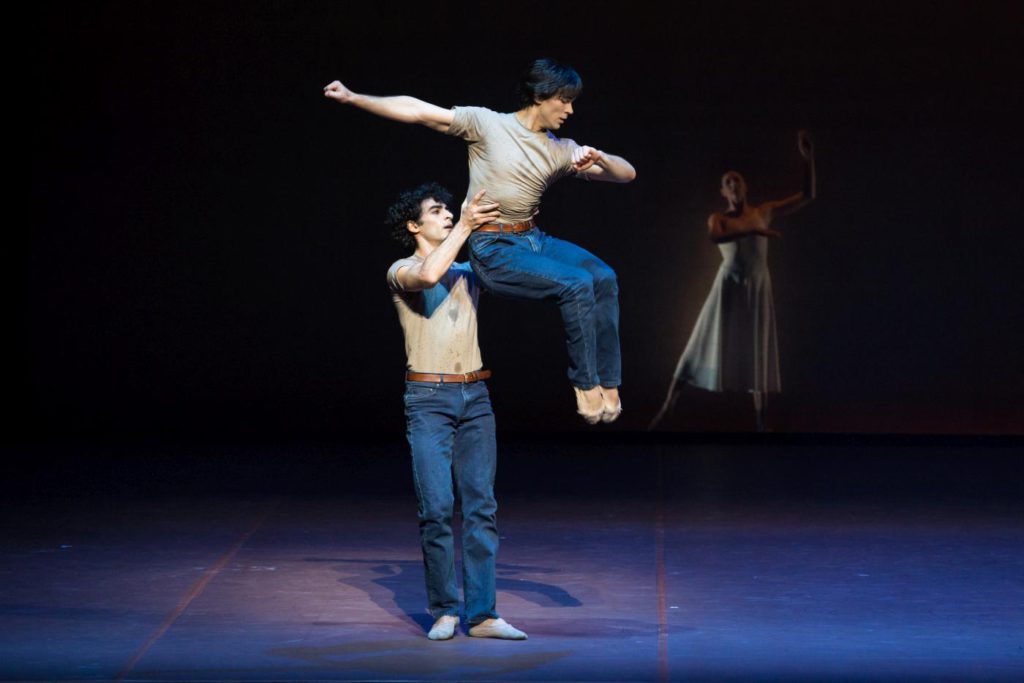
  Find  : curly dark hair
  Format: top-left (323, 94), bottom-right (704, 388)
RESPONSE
top-left (385, 182), bottom-right (454, 248)
top-left (516, 58), bottom-right (582, 109)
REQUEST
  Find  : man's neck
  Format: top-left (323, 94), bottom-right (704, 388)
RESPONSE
top-left (515, 107), bottom-right (544, 132)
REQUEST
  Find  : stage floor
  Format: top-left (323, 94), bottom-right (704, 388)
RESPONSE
top-left (2, 436), bottom-right (1022, 681)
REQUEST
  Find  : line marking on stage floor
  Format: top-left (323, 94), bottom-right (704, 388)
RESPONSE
top-left (656, 452), bottom-right (669, 683)
top-left (115, 498), bottom-right (282, 681)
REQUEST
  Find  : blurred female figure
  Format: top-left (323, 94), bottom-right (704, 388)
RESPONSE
top-left (651, 131), bottom-right (816, 431)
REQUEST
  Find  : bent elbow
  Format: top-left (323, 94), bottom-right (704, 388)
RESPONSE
top-left (419, 271), bottom-right (442, 287)
top-left (616, 165), bottom-right (637, 183)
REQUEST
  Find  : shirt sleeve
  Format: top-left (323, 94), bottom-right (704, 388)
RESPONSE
top-left (447, 106), bottom-right (490, 142)
top-left (554, 135), bottom-right (583, 178)
top-left (387, 258), bottom-right (419, 292)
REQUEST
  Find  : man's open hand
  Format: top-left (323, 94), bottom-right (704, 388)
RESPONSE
top-left (462, 189), bottom-right (501, 230)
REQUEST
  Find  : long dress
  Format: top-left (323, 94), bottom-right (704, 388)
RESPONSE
top-left (673, 234), bottom-right (780, 393)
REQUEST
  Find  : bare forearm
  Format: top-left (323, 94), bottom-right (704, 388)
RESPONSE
top-left (349, 93), bottom-right (436, 126)
top-left (595, 153), bottom-right (637, 183)
top-left (710, 226), bottom-right (741, 243)
top-left (804, 156), bottom-right (817, 200)
top-left (711, 225), bottom-right (760, 243)
top-left (324, 80), bottom-right (452, 132)
top-left (766, 158), bottom-right (815, 219)
top-left (417, 223), bottom-right (473, 284)
top-left (709, 215), bottom-right (781, 243)
top-left (709, 215), bottom-right (740, 242)
top-left (710, 228), bottom-right (779, 243)
top-left (397, 190), bottom-right (499, 291)
top-left (796, 130), bottom-right (816, 201)
top-left (419, 189), bottom-right (498, 284)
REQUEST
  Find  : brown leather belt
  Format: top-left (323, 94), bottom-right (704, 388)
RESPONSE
top-left (476, 219), bottom-right (535, 234)
top-left (406, 370), bottom-right (491, 383)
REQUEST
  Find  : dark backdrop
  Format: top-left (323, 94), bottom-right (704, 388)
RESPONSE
top-left (23, 1), bottom-right (1023, 439)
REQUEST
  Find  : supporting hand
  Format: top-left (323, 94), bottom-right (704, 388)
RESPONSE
top-left (460, 190), bottom-right (501, 230)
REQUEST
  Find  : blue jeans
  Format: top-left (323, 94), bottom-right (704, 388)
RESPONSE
top-left (404, 379), bottom-right (499, 625)
top-left (469, 227), bottom-right (621, 389)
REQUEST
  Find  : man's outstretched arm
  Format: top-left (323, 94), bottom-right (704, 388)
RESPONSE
top-left (324, 80), bottom-right (454, 133)
top-left (571, 146), bottom-right (637, 183)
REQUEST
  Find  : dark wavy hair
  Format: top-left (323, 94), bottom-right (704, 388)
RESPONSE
top-left (516, 58), bottom-right (582, 109)
top-left (385, 182), bottom-right (453, 248)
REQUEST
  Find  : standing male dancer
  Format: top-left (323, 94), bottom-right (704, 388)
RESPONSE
top-left (386, 182), bottom-right (527, 641)
top-left (325, 59), bottom-right (636, 424)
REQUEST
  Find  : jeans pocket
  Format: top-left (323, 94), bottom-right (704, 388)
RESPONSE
top-left (470, 231), bottom-right (509, 251)
top-left (404, 384), bottom-right (438, 403)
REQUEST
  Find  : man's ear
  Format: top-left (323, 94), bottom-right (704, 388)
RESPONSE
top-left (406, 220), bottom-right (421, 237)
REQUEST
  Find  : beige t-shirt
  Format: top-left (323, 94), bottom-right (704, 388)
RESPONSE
top-left (387, 257), bottom-right (483, 374)
top-left (448, 106), bottom-right (582, 223)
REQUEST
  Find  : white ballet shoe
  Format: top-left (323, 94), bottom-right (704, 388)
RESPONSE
top-left (574, 386), bottom-right (604, 425)
top-left (600, 387), bottom-right (622, 423)
top-left (468, 617), bottom-right (528, 640)
top-left (427, 615), bottom-right (459, 640)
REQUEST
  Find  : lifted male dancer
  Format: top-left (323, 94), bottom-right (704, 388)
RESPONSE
top-left (387, 182), bottom-right (526, 641)
top-left (326, 59), bottom-right (636, 424)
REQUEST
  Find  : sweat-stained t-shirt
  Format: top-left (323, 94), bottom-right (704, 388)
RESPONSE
top-left (447, 106), bottom-right (584, 223)
top-left (387, 256), bottom-right (483, 375)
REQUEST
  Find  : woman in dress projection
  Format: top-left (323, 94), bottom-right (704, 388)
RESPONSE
top-left (651, 131), bottom-right (816, 431)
